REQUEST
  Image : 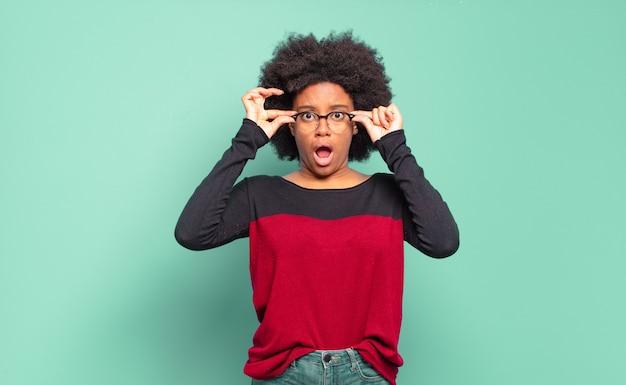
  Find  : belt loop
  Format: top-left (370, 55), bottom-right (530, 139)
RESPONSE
top-left (346, 348), bottom-right (357, 371)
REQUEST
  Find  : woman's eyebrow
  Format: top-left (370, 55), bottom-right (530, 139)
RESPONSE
top-left (295, 104), bottom-right (351, 111)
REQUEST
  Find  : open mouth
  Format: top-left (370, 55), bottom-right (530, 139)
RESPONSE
top-left (315, 146), bottom-right (332, 159)
top-left (313, 145), bottom-right (333, 166)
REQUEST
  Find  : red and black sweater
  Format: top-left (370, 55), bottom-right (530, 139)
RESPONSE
top-left (175, 119), bottom-right (459, 385)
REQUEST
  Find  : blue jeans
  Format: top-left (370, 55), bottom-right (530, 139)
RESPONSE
top-left (250, 348), bottom-right (391, 385)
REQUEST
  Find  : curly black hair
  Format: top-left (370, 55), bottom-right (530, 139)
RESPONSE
top-left (259, 31), bottom-right (392, 161)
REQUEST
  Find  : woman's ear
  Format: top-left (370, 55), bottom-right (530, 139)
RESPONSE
top-left (289, 122), bottom-right (295, 136)
top-left (352, 123), bottom-right (358, 135)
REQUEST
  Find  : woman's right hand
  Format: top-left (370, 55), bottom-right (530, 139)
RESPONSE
top-left (241, 87), bottom-right (296, 138)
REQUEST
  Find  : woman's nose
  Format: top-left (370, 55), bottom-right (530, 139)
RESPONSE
top-left (315, 117), bottom-right (331, 135)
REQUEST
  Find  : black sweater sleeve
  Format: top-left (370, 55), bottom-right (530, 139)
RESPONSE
top-left (174, 119), bottom-right (268, 250)
top-left (375, 130), bottom-right (460, 258)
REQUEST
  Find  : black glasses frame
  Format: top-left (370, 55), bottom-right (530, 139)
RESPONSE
top-left (292, 111), bottom-right (355, 129)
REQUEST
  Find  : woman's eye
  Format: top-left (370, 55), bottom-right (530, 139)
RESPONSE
top-left (330, 112), bottom-right (345, 121)
top-left (301, 112), bottom-right (315, 122)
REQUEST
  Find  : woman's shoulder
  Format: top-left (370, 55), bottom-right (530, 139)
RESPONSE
top-left (242, 175), bottom-right (284, 186)
top-left (369, 172), bottom-right (396, 186)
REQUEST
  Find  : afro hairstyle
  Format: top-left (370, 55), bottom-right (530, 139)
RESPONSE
top-left (259, 31), bottom-right (392, 161)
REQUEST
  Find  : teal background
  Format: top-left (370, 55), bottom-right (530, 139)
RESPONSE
top-left (1, 1), bottom-right (625, 384)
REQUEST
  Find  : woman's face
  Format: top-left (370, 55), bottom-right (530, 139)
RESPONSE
top-left (290, 82), bottom-right (357, 179)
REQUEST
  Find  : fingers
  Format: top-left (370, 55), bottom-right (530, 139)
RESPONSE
top-left (259, 113), bottom-right (295, 139)
top-left (241, 87), bottom-right (285, 107)
top-left (241, 87), bottom-right (291, 123)
top-left (384, 103), bottom-right (403, 130)
top-left (258, 87), bottom-right (284, 97)
top-left (350, 111), bottom-right (374, 129)
top-left (351, 104), bottom-right (403, 142)
top-left (351, 111), bottom-right (381, 142)
top-left (270, 114), bottom-right (295, 127)
top-left (241, 87), bottom-right (284, 102)
top-left (353, 108), bottom-right (389, 128)
top-left (353, 104), bottom-right (401, 125)
top-left (374, 104), bottom-right (399, 129)
top-left (266, 109), bottom-right (297, 120)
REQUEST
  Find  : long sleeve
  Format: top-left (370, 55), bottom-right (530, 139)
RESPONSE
top-left (375, 130), bottom-right (460, 258)
top-left (174, 119), bottom-right (269, 250)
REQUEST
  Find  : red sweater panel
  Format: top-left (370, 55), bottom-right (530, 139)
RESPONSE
top-left (244, 213), bottom-right (404, 384)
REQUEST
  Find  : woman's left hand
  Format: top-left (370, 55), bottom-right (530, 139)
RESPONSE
top-left (351, 103), bottom-right (403, 142)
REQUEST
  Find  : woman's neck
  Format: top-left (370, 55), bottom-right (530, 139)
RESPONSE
top-left (283, 168), bottom-right (370, 189)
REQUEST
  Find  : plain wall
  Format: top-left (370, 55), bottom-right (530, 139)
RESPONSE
top-left (1, 1), bottom-right (625, 384)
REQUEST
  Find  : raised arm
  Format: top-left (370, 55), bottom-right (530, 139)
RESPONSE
top-left (352, 104), bottom-right (459, 258)
top-left (174, 88), bottom-right (295, 250)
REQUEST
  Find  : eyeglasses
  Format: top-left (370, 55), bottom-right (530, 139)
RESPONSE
top-left (292, 111), bottom-right (355, 133)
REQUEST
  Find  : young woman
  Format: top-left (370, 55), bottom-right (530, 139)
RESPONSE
top-left (175, 32), bottom-right (459, 385)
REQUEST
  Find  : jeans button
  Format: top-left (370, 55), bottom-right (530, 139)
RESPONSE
top-left (323, 353), bottom-right (332, 362)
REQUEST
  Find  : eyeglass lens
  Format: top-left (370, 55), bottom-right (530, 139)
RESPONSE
top-left (294, 111), bottom-right (351, 132)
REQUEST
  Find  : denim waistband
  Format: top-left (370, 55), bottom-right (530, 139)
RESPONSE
top-left (296, 348), bottom-right (359, 368)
